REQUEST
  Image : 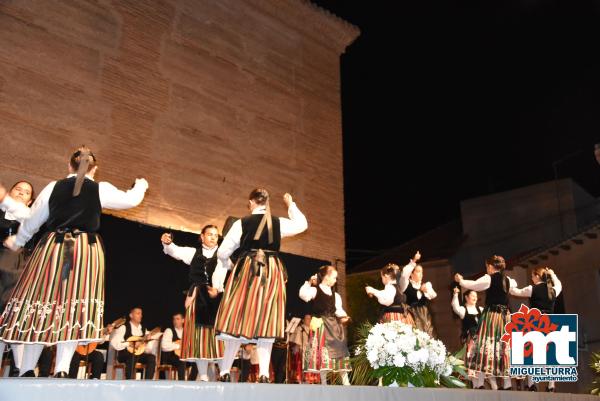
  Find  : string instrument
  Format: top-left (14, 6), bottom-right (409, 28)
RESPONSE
top-left (173, 339), bottom-right (181, 357)
top-left (126, 327), bottom-right (161, 356)
top-left (76, 317), bottom-right (126, 356)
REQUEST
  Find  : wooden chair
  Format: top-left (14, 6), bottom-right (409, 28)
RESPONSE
top-left (229, 366), bottom-right (240, 382)
top-left (112, 360), bottom-right (146, 380)
top-left (155, 337), bottom-right (177, 380)
top-left (76, 359), bottom-right (95, 379)
top-left (0, 355), bottom-right (11, 378)
top-left (110, 346), bottom-right (146, 380)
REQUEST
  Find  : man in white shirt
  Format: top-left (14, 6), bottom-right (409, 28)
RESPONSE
top-left (160, 313), bottom-right (186, 380)
top-left (110, 307), bottom-right (159, 379)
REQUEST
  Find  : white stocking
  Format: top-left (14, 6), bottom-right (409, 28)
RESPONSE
top-left (219, 339), bottom-right (241, 376)
top-left (55, 342), bottom-right (77, 374)
top-left (19, 344), bottom-right (44, 375)
top-left (196, 360), bottom-right (209, 381)
top-left (256, 340), bottom-right (273, 378)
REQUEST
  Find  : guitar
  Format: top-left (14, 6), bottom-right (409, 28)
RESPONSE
top-left (76, 317), bottom-right (126, 356)
top-left (126, 327), bottom-right (161, 356)
top-left (173, 339), bottom-right (182, 357)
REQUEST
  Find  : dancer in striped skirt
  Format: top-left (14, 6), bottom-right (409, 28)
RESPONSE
top-left (454, 255), bottom-right (518, 390)
top-left (365, 252), bottom-right (421, 324)
top-left (161, 225), bottom-right (225, 381)
top-left (451, 286), bottom-right (484, 388)
top-left (0, 146), bottom-right (148, 377)
top-left (0, 180), bottom-right (34, 375)
top-left (212, 189), bottom-right (308, 383)
top-left (511, 266), bottom-right (562, 392)
top-left (401, 252), bottom-right (437, 336)
top-left (299, 265), bottom-right (351, 385)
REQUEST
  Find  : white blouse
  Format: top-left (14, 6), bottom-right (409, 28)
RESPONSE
top-left (451, 292), bottom-right (484, 319)
top-left (213, 202), bottom-right (308, 291)
top-left (13, 175), bottom-right (148, 247)
top-left (163, 242), bottom-right (226, 290)
top-left (399, 261), bottom-right (437, 300)
top-left (459, 274), bottom-right (518, 294)
top-left (510, 272), bottom-right (562, 299)
top-left (371, 282), bottom-right (397, 307)
top-left (298, 282), bottom-right (347, 318)
top-left (0, 196), bottom-right (32, 222)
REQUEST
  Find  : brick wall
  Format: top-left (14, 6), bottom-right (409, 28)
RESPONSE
top-left (0, 0), bottom-right (359, 273)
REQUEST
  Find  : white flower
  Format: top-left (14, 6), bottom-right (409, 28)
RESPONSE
top-left (407, 350), bottom-right (421, 365)
top-left (384, 341), bottom-right (399, 355)
top-left (416, 348), bottom-right (429, 364)
top-left (367, 350), bottom-right (379, 364)
top-left (393, 354), bottom-right (406, 368)
top-left (364, 321), bottom-right (456, 384)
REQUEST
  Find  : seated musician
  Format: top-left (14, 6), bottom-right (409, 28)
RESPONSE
top-left (160, 313), bottom-right (186, 380)
top-left (110, 307), bottom-right (159, 379)
top-left (68, 321), bottom-right (118, 379)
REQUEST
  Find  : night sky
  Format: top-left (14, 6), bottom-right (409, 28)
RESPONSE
top-left (313, 0), bottom-right (600, 268)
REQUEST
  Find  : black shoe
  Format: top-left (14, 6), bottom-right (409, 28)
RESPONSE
top-left (53, 371), bottom-right (68, 378)
top-left (474, 386), bottom-right (484, 390)
top-left (527, 385), bottom-right (538, 392)
top-left (258, 375), bottom-right (270, 383)
top-left (546, 387), bottom-right (555, 393)
top-left (20, 370), bottom-right (36, 377)
top-left (218, 373), bottom-right (231, 382)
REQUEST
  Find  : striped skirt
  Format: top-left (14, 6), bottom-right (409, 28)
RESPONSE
top-left (409, 304), bottom-right (436, 338)
top-left (304, 316), bottom-right (351, 373)
top-left (181, 297), bottom-right (224, 361)
top-left (380, 309), bottom-right (415, 325)
top-left (0, 232), bottom-right (104, 344)
top-left (215, 253), bottom-right (286, 341)
top-left (466, 306), bottom-right (511, 378)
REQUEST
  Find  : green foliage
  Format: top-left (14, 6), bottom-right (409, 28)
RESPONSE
top-left (589, 352), bottom-right (600, 395)
top-left (350, 321), bottom-right (378, 385)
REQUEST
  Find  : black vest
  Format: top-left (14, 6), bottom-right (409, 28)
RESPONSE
top-left (239, 214), bottom-right (281, 252)
top-left (0, 210), bottom-right (20, 242)
top-left (461, 306), bottom-right (481, 340)
top-left (170, 326), bottom-right (181, 342)
top-left (189, 248), bottom-right (218, 286)
top-left (383, 284), bottom-right (409, 313)
top-left (187, 247), bottom-right (222, 327)
top-left (312, 285), bottom-right (336, 317)
top-left (123, 321), bottom-right (147, 340)
top-left (404, 282), bottom-right (427, 307)
top-left (46, 177), bottom-right (102, 233)
top-left (485, 272), bottom-right (510, 307)
top-left (530, 282), bottom-right (556, 313)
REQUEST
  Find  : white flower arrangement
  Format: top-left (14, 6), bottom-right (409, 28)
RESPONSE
top-left (362, 321), bottom-right (456, 386)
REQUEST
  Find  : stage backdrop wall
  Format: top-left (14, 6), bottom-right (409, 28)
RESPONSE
top-left (0, 0), bottom-right (359, 294)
